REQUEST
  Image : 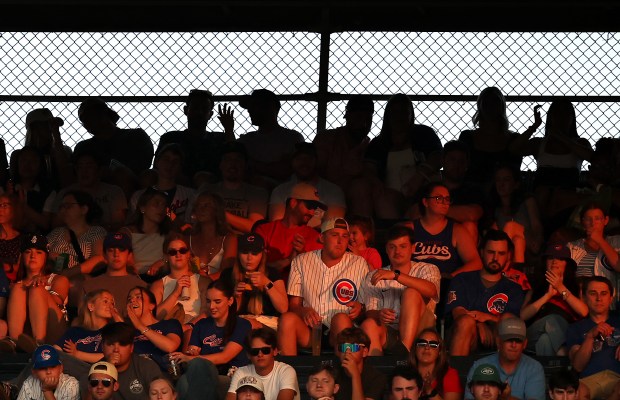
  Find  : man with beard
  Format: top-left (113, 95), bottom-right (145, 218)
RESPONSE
top-left (313, 96), bottom-right (375, 193)
top-left (465, 318), bottom-right (545, 400)
top-left (269, 142), bottom-right (346, 229)
top-left (278, 218), bottom-right (370, 355)
top-left (255, 182), bottom-right (324, 273)
top-left (445, 230), bottom-right (525, 356)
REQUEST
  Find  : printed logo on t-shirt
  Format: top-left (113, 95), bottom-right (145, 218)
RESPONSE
top-left (202, 334), bottom-right (223, 347)
top-left (76, 334), bottom-right (102, 351)
top-left (413, 242), bottom-right (451, 261)
top-left (332, 278), bottom-right (358, 305)
top-left (487, 293), bottom-right (509, 315)
top-left (129, 379), bottom-right (144, 394)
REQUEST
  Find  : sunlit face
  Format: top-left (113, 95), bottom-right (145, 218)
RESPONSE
top-left (236, 387), bottom-right (263, 400)
top-left (386, 236), bottom-right (413, 269)
top-left (498, 337), bottom-right (526, 363)
top-left (549, 387), bottom-right (578, 400)
top-left (414, 331), bottom-right (441, 365)
top-left (23, 248), bottom-right (47, 273)
top-left (422, 186), bottom-right (450, 216)
top-left (494, 168), bottom-right (518, 197)
top-left (321, 228), bottom-right (350, 260)
top-left (481, 240), bottom-right (510, 275)
top-left (127, 288), bottom-right (153, 318)
top-left (470, 382), bottom-right (501, 400)
top-left (166, 240), bottom-right (191, 270)
top-left (248, 337), bottom-right (275, 370)
top-left (206, 287), bottom-right (233, 323)
top-left (89, 372), bottom-right (118, 400)
top-left (581, 208), bottom-right (608, 235)
top-left (105, 248), bottom-right (130, 271)
top-left (149, 378), bottom-right (177, 400)
top-left (335, 341), bottom-right (367, 365)
top-left (292, 199), bottom-right (317, 225)
top-left (91, 292), bottom-right (115, 320)
top-left (102, 341), bottom-right (133, 370)
top-left (306, 370), bottom-right (339, 399)
top-left (0, 196), bottom-right (13, 225)
top-left (390, 376), bottom-right (420, 400)
top-left (33, 365), bottom-right (63, 387)
top-left (584, 281), bottom-right (613, 315)
top-left (349, 225), bottom-right (368, 250)
top-left (141, 195), bottom-right (167, 225)
top-left (546, 258), bottom-right (567, 277)
top-left (239, 251), bottom-right (262, 272)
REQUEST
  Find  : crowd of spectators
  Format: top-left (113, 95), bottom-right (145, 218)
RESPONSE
top-left (0, 86), bottom-right (620, 400)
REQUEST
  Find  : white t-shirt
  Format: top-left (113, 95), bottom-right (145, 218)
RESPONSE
top-left (228, 361), bottom-right (300, 400)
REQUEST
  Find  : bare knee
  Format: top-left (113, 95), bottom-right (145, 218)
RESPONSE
top-left (360, 317), bottom-right (381, 336)
top-left (453, 314), bottom-right (476, 336)
top-left (401, 288), bottom-right (424, 308)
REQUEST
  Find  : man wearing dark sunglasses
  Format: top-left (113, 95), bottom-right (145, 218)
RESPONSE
top-left (82, 232), bottom-right (147, 311)
top-left (88, 361), bottom-right (119, 400)
top-left (465, 317), bottom-right (545, 400)
top-left (227, 328), bottom-right (300, 400)
top-left (255, 182), bottom-right (324, 272)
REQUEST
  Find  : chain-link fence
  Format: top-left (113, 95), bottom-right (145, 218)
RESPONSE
top-left (1, 31), bottom-right (619, 170)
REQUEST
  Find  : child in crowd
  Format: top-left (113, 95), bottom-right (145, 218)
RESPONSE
top-left (347, 215), bottom-right (382, 270)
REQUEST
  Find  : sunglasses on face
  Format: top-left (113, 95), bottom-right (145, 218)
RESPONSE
top-left (248, 346), bottom-right (272, 356)
top-left (415, 339), bottom-right (440, 349)
top-left (90, 378), bottom-right (113, 388)
top-left (338, 343), bottom-right (364, 353)
top-left (167, 247), bottom-right (189, 256)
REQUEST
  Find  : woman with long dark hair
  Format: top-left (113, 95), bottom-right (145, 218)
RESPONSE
top-left (170, 280), bottom-right (252, 400)
top-left (409, 328), bottom-right (463, 400)
top-left (220, 233), bottom-right (287, 329)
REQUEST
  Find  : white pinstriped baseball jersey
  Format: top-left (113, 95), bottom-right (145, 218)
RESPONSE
top-left (287, 250), bottom-right (370, 328)
top-left (17, 373), bottom-right (80, 400)
top-left (361, 261), bottom-right (440, 326)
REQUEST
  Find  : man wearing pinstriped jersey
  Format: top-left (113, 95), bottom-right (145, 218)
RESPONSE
top-left (277, 218), bottom-right (371, 355)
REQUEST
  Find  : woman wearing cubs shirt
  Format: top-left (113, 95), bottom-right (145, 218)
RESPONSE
top-left (170, 280), bottom-right (252, 400)
top-left (126, 286), bottom-right (183, 372)
top-left (54, 289), bottom-right (118, 362)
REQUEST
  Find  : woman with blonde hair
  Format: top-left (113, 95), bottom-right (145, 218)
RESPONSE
top-left (220, 233), bottom-right (287, 329)
top-left (54, 289), bottom-right (118, 362)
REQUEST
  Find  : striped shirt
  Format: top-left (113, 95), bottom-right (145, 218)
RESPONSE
top-left (288, 250), bottom-right (370, 328)
top-left (17, 373), bottom-right (80, 400)
top-left (361, 261), bottom-right (440, 326)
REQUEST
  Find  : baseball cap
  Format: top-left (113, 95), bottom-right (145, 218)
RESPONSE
top-left (238, 233), bottom-right (265, 254)
top-left (25, 108), bottom-right (64, 130)
top-left (78, 98), bottom-right (120, 124)
top-left (21, 233), bottom-right (49, 254)
top-left (32, 345), bottom-right (61, 369)
top-left (236, 375), bottom-right (264, 393)
top-left (288, 182), bottom-right (325, 210)
top-left (103, 232), bottom-right (132, 252)
top-left (239, 89), bottom-right (280, 110)
top-left (497, 317), bottom-right (526, 341)
top-left (321, 217), bottom-right (349, 234)
top-left (89, 361), bottom-right (118, 381)
top-left (469, 363), bottom-right (503, 386)
top-left (345, 95), bottom-right (374, 113)
top-left (542, 242), bottom-right (571, 260)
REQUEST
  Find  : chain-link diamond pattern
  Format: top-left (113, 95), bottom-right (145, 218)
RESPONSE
top-left (1, 31), bottom-right (618, 172)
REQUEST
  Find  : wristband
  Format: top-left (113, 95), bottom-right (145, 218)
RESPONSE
top-left (265, 281), bottom-right (274, 290)
top-left (393, 269), bottom-right (401, 281)
top-left (185, 322), bottom-right (195, 328)
top-left (141, 327), bottom-right (150, 334)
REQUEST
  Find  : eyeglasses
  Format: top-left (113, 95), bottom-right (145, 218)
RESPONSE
top-left (167, 247), bottom-right (189, 256)
top-left (248, 346), bottom-right (272, 356)
top-left (338, 343), bottom-right (364, 353)
top-left (415, 339), bottom-right (440, 349)
top-left (425, 196), bottom-right (451, 205)
top-left (89, 378), bottom-right (113, 388)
